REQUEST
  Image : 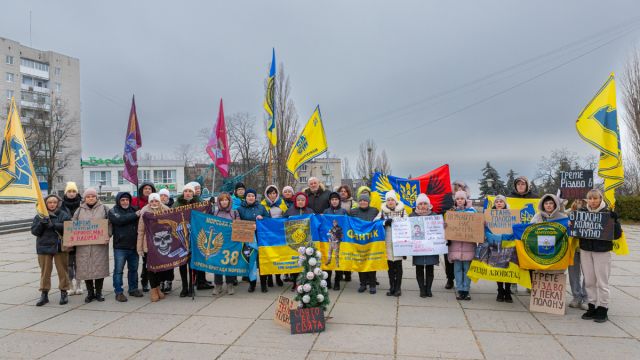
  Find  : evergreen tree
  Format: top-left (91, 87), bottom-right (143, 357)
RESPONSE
top-left (478, 162), bottom-right (507, 197)
top-left (530, 180), bottom-right (539, 196)
top-left (295, 243), bottom-right (330, 311)
top-left (505, 169), bottom-right (517, 194)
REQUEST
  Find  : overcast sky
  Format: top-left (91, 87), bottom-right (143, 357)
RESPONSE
top-left (2, 0), bottom-right (640, 193)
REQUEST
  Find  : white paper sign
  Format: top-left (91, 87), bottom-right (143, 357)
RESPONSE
top-left (391, 215), bottom-right (447, 256)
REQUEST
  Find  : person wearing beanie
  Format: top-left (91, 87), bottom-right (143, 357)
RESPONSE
top-left (484, 195), bottom-right (516, 303)
top-left (376, 190), bottom-right (408, 297)
top-left (31, 194), bottom-right (72, 306)
top-left (210, 192), bottom-right (241, 295)
top-left (284, 192), bottom-right (314, 218)
top-left (438, 180), bottom-right (472, 290)
top-left (108, 192), bottom-right (143, 302)
top-left (261, 185), bottom-right (288, 287)
top-left (237, 188), bottom-right (271, 292)
top-left (410, 193), bottom-right (439, 298)
top-left (448, 190), bottom-right (478, 301)
top-left (304, 177), bottom-right (331, 214)
top-left (232, 182), bottom-right (246, 210)
top-left (132, 182), bottom-right (157, 210)
top-left (282, 186), bottom-right (295, 208)
top-left (61, 182), bottom-right (83, 295)
top-left (186, 181), bottom-right (202, 197)
top-left (158, 188), bottom-right (174, 208)
top-left (353, 186), bottom-right (382, 210)
top-left (322, 191), bottom-right (348, 290)
top-left (349, 191), bottom-right (380, 294)
top-left (73, 188), bottom-right (110, 303)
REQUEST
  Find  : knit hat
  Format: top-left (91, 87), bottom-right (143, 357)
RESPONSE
top-left (159, 189), bottom-right (170, 197)
top-left (385, 190), bottom-right (399, 202)
top-left (183, 183), bottom-right (195, 193)
top-left (282, 185), bottom-right (294, 194)
top-left (64, 182), bottom-right (78, 193)
top-left (187, 181), bottom-right (201, 189)
top-left (245, 188), bottom-right (257, 196)
top-left (493, 195), bottom-right (509, 209)
top-left (148, 193), bottom-right (160, 202)
top-left (235, 182), bottom-right (246, 191)
top-left (329, 191), bottom-right (340, 200)
top-left (83, 188), bottom-right (97, 197)
top-left (358, 193), bottom-right (370, 203)
top-left (416, 193), bottom-right (431, 205)
top-left (454, 190), bottom-right (468, 200)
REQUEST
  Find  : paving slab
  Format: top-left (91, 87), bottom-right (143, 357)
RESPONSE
top-left (328, 300), bottom-right (396, 326)
top-left (0, 331), bottom-right (79, 359)
top-left (42, 335), bottom-right (150, 360)
top-left (398, 305), bottom-right (468, 328)
top-left (235, 319), bottom-right (317, 350)
top-left (307, 351), bottom-right (393, 360)
top-left (0, 304), bottom-right (67, 330)
top-left (556, 335), bottom-right (640, 358)
top-left (475, 331), bottom-right (571, 360)
top-left (218, 345), bottom-right (305, 360)
top-left (314, 323), bottom-right (395, 355)
top-left (29, 308), bottom-right (127, 335)
top-left (130, 341), bottom-right (226, 359)
top-left (93, 312), bottom-right (188, 340)
top-left (137, 295), bottom-right (211, 315)
top-left (196, 297), bottom-right (274, 318)
top-left (465, 309), bottom-right (548, 334)
top-left (533, 312), bottom-right (630, 337)
top-left (396, 327), bottom-right (483, 359)
top-left (161, 315), bottom-right (253, 344)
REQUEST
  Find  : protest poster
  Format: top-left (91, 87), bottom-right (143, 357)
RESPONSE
top-left (231, 220), bottom-right (256, 242)
top-left (63, 219), bottom-right (110, 247)
top-left (444, 211), bottom-right (484, 243)
top-left (391, 215), bottom-right (447, 256)
top-left (485, 196), bottom-right (539, 224)
top-left (559, 170), bottom-right (593, 200)
top-left (484, 209), bottom-right (521, 235)
top-left (274, 295), bottom-right (297, 328)
top-left (529, 272), bottom-right (566, 315)
top-left (569, 211), bottom-right (614, 240)
top-left (290, 307), bottom-right (326, 334)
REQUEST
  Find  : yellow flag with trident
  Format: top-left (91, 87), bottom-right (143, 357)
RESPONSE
top-left (0, 98), bottom-right (48, 217)
top-left (575, 74), bottom-right (628, 255)
top-left (286, 106), bottom-right (328, 179)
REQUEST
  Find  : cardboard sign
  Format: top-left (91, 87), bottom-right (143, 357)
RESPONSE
top-left (231, 220), bottom-right (255, 242)
top-left (529, 271), bottom-right (566, 315)
top-left (391, 215), bottom-right (448, 256)
top-left (484, 209), bottom-right (521, 235)
top-left (274, 296), bottom-right (297, 328)
top-left (63, 219), bottom-right (110, 247)
top-left (290, 307), bottom-right (326, 334)
top-left (444, 211), bottom-right (485, 243)
top-left (559, 170), bottom-right (593, 200)
top-left (569, 211), bottom-right (614, 240)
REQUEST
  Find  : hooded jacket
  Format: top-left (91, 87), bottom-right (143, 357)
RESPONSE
top-left (577, 201), bottom-right (622, 252)
top-left (510, 176), bottom-right (537, 199)
top-left (352, 186), bottom-right (382, 210)
top-left (530, 194), bottom-right (567, 224)
top-left (284, 192), bottom-right (314, 217)
top-left (261, 185), bottom-right (288, 218)
top-left (213, 196), bottom-right (240, 220)
top-left (108, 192), bottom-right (139, 250)
top-left (447, 207), bottom-right (478, 262)
top-left (132, 182), bottom-right (157, 209)
top-left (31, 196), bottom-right (71, 255)
top-left (237, 199), bottom-right (270, 221)
top-left (305, 184), bottom-right (331, 214)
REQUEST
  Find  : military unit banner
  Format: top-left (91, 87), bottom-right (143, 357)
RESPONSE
top-left (513, 219), bottom-right (574, 271)
top-left (256, 215), bottom-right (312, 275)
top-left (189, 211), bottom-right (257, 280)
top-left (485, 196), bottom-right (539, 224)
top-left (467, 241), bottom-right (532, 289)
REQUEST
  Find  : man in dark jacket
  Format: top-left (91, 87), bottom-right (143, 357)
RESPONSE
top-left (510, 176), bottom-right (537, 198)
top-left (132, 182), bottom-right (156, 209)
top-left (305, 177), bottom-right (331, 214)
top-left (108, 192), bottom-right (143, 302)
top-left (349, 193), bottom-right (380, 294)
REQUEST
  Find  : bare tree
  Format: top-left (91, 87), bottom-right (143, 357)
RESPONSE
top-left (356, 138), bottom-right (378, 182)
top-left (23, 97), bottom-right (78, 193)
top-left (226, 112), bottom-right (268, 188)
top-left (376, 150), bottom-right (392, 175)
top-left (620, 47), bottom-right (640, 194)
top-left (535, 148), bottom-right (598, 195)
top-left (342, 157), bottom-right (353, 180)
top-left (174, 144), bottom-right (194, 166)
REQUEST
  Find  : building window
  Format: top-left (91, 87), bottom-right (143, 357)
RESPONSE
top-left (153, 170), bottom-right (176, 184)
top-left (137, 170), bottom-right (151, 183)
top-left (299, 176), bottom-right (307, 183)
top-left (89, 171), bottom-right (111, 187)
top-left (5, 72), bottom-right (14, 82)
top-left (5, 55), bottom-right (14, 65)
top-left (117, 171), bottom-right (124, 185)
top-left (55, 67), bottom-right (61, 75)
top-left (20, 58), bottom-right (49, 72)
top-left (299, 164), bottom-right (307, 172)
top-left (55, 82), bottom-right (61, 92)
top-left (6, 90), bottom-right (13, 99)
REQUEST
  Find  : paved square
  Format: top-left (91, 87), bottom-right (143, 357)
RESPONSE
top-left (1, 226), bottom-right (639, 359)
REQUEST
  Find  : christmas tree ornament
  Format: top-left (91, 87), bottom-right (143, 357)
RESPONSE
top-left (298, 247), bottom-right (306, 254)
top-left (317, 294), bottom-right (324, 302)
top-left (320, 280), bottom-right (327, 288)
top-left (306, 272), bottom-right (315, 280)
top-left (315, 250), bottom-right (322, 259)
top-left (313, 267), bottom-right (322, 276)
top-left (322, 271), bottom-right (328, 280)
top-left (302, 294), bottom-right (310, 303)
top-left (296, 285), bottom-right (304, 293)
top-left (308, 257), bottom-right (317, 266)
top-left (305, 247), bottom-right (315, 256)
top-left (303, 283), bottom-right (312, 292)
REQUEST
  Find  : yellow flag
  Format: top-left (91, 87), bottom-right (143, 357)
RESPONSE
top-left (286, 106), bottom-right (328, 179)
top-left (0, 98), bottom-right (48, 217)
top-left (576, 74), bottom-right (623, 208)
top-left (264, 49), bottom-right (277, 146)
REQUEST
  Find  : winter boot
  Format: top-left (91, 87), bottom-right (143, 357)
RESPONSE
top-left (496, 287), bottom-right (505, 302)
top-left (504, 291), bottom-right (513, 303)
top-left (394, 276), bottom-right (402, 297)
top-left (84, 280), bottom-right (95, 303)
top-left (344, 272), bottom-right (352, 282)
top-left (358, 284), bottom-right (367, 293)
top-left (59, 290), bottom-right (68, 305)
top-left (416, 267), bottom-right (426, 298)
top-left (36, 291), bottom-right (49, 306)
top-left (164, 281), bottom-right (172, 293)
top-left (425, 275), bottom-right (434, 297)
top-left (276, 274), bottom-right (284, 287)
top-left (267, 275), bottom-right (274, 287)
top-left (386, 278), bottom-right (396, 296)
top-left (593, 306), bottom-right (609, 323)
top-left (333, 279), bottom-right (340, 291)
top-left (445, 278), bottom-right (454, 289)
top-left (226, 283), bottom-right (234, 295)
top-left (581, 303), bottom-right (596, 320)
top-left (212, 286), bottom-right (221, 296)
top-left (94, 279), bottom-right (105, 302)
top-left (150, 288), bottom-right (160, 302)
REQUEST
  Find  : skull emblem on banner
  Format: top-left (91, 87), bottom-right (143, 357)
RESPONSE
top-left (153, 230), bottom-right (173, 256)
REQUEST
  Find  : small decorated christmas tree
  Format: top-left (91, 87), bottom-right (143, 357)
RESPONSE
top-left (295, 243), bottom-right (330, 311)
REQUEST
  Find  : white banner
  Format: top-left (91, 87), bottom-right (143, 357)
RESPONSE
top-left (391, 215), bottom-right (448, 256)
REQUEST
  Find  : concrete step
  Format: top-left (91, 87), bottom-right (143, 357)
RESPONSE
top-left (0, 219), bottom-right (32, 235)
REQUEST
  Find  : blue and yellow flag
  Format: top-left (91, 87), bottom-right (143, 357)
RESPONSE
top-left (264, 48), bottom-right (277, 146)
top-left (286, 106), bottom-right (328, 179)
top-left (576, 74), bottom-right (623, 208)
top-left (256, 215), bottom-right (311, 275)
top-left (485, 195), bottom-right (539, 224)
top-left (0, 98), bottom-right (47, 217)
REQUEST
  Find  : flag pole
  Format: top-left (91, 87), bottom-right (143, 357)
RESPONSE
top-left (212, 164), bottom-right (217, 196)
top-left (267, 145), bottom-right (273, 185)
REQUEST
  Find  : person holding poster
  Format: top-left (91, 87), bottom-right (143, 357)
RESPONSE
top-left (211, 192), bottom-right (240, 295)
top-left (377, 190), bottom-right (407, 297)
top-left (411, 194), bottom-right (439, 298)
top-left (261, 185), bottom-right (288, 287)
top-left (323, 192), bottom-right (348, 290)
top-left (31, 195), bottom-right (71, 306)
top-left (136, 193), bottom-right (171, 301)
top-left (484, 195), bottom-right (515, 303)
top-left (577, 189), bottom-right (622, 323)
top-left (238, 188), bottom-right (270, 293)
top-left (349, 193), bottom-right (380, 294)
top-left (61, 182), bottom-right (83, 296)
top-left (448, 191), bottom-right (477, 301)
top-left (72, 188), bottom-right (110, 303)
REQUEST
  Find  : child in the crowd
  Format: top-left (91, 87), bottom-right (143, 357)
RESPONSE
top-left (323, 192), bottom-right (348, 290)
top-left (377, 190), bottom-right (407, 297)
top-left (211, 192), bottom-right (240, 295)
top-left (577, 189), bottom-right (622, 323)
top-left (231, 182), bottom-right (246, 210)
top-left (530, 194), bottom-right (566, 223)
top-left (349, 193), bottom-right (380, 294)
top-left (237, 188), bottom-right (271, 292)
top-left (282, 186), bottom-right (295, 209)
top-left (484, 195), bottom-right (514, 303)
top-left (261, 185), bottom-right (288, 287)
top-left (411, 193), bottom-right (439, 298)
top-left (448, 190), bottom-right (477, 300)
top-left (567, 199), bottom-right (588, 310)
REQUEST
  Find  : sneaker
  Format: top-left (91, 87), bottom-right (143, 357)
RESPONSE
top-left (226, 284), bottom-right (234, 295)
top-left (212, 286), bottom-right (221, 296)
top-left (504, 292), bottom-right (512, 303)
top-left (369, 286), bottom-right (377, 294)
top-left (115, 293), bottom-right (128, 302)
top-left (357, 285), bottom-right (367, 293)
top-left (593, 306), bottom-right (608, 323)
top-left (456, 292), bottom-right (464, 300)
top-left (580, 302), bottom-right (589, 310)
top-left (569, 299), bottom-right (581, 308)
top-left (129, 289), bottom-right (143, 298)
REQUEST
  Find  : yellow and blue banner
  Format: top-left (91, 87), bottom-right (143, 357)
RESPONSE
top-left (485, 195), bottom-right (539, 224)
top-left (264, 48), bottom-right (277, 146)
top-left (286, 106), bottom-right (328, 179)
top-left (468, 241), bottom-right (532, 289)
top-left (189, 211), bottom-right (257, 280)
top-left (513, 219), bottom-right (574, 271)
top-left (0, 98), bottom-right (47, 217)
top-left (256, 215), bottom-right (311, 275)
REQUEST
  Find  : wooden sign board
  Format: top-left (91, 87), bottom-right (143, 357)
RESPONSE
top-left (231, 220), bottom-right (255, 242)
top-left (290, 307), bottom-right (326, 334)
top-left (63, 219), bottom-right (110, 247)
top-left (530, 271), bottom-right (566, 315)
top-left (559, 170), bottom-right (593, 200)
top-left (444, 211), bottom-right (485, 243)
top-left (274, 296), bottom-right (297, 328)
top-left (569, 211), bottom-right (614, 241)
top-left (484, 209), bottom-right (521, 235)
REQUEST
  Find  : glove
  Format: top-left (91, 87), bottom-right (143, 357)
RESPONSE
top-left (41, 217), bottom-right (50, 224)
top-left (384, 218), bottom-right (393, 227)
top-left (610, 211), bottom-right (618, 220)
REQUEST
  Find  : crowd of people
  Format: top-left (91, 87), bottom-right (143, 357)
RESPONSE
top-left (31, 175), bottom-right (622, 323)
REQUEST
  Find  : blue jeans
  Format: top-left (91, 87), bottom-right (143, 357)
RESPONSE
top-left (569, 251), bottom-right (587, 302)
top-left (113, 249), bottom-right (139, 294)
top-left (453, 260), bottom-right (471, 292)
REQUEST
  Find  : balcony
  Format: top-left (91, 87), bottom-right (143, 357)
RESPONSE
top-left (21, 84), bottom-right (50, 94)
top-left (20, 66), bottom-right (49, 80)
top-left (20, 100), bottom-right (51, 111)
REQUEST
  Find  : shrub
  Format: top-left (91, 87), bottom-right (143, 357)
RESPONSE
top-left (616, 196), bottom-right (640, 221)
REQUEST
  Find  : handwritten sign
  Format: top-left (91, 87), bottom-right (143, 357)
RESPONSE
top-left (274, 296), bottom-right (297, 328)
top-left (290, 307), bottom-right (326, 334)
top-left (63, 219), bottom-right (110, 247)
top-left (232, 220), bottom-right (255, 242)
top-left (559, 170), bottom-right (593, 200)
top-left (529, 271), bottom-right (566, 315)
top-left (445, 212), bottom-right (484, 243)
top-left (484, 209), bottom-right (521, 235)
top-left (391, 215), bottom-right (447, 256)
top-left (569, 211), bottom-right (614, 241)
